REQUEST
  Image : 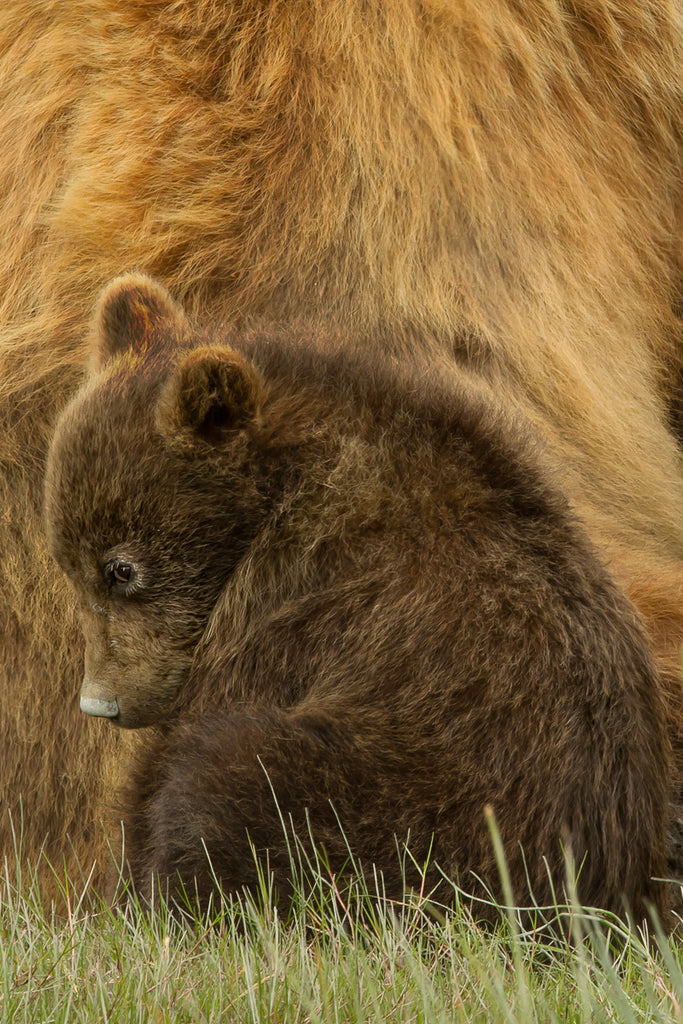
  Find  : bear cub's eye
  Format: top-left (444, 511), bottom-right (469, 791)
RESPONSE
top-left (103, 558), bottom-right (137, 593)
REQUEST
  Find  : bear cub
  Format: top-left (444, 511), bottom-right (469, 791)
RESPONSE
top-left (44, 274), bottom-right (670, 922)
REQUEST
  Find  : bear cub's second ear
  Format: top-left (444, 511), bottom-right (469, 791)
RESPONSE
top-left (92, 273), bottom-right (188, 370)
top-left (157, 347), bottom-right (263, 444)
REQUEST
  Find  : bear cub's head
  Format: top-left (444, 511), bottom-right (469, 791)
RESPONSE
top-left (45, 274), bottom-right (267, 728)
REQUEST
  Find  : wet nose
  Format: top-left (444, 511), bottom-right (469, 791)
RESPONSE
top-left (80, 695), bottom-right (120, 718)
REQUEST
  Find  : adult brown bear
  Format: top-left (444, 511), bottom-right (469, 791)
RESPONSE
top-left (0, 1), bottom-right (681, 898)
top-left (43, 273), bottom-right (670, 920)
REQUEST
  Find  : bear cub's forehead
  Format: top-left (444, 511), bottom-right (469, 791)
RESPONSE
top-left (53, 364), bottom-right (172, 506)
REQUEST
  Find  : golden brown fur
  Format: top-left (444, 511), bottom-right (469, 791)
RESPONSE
top-left (0, 1), bottom-right (682, 893)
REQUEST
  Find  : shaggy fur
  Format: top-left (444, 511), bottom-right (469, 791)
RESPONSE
top-left (0, 1), bottom-right (681, 893)
top-left (44, 275), bottom-right (671, 922)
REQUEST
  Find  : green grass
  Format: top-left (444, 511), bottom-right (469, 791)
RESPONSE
top-left (2, 834), bottom-right (682, 1024)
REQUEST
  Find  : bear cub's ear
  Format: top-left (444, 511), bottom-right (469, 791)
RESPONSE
top-left (91, 273), bottom-right (188, 370)
top-left (157, 347), bottom-right (263, 445)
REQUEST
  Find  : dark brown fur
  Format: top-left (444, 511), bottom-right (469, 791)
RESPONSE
top-left (45, 277), bottom-right (672, 922)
